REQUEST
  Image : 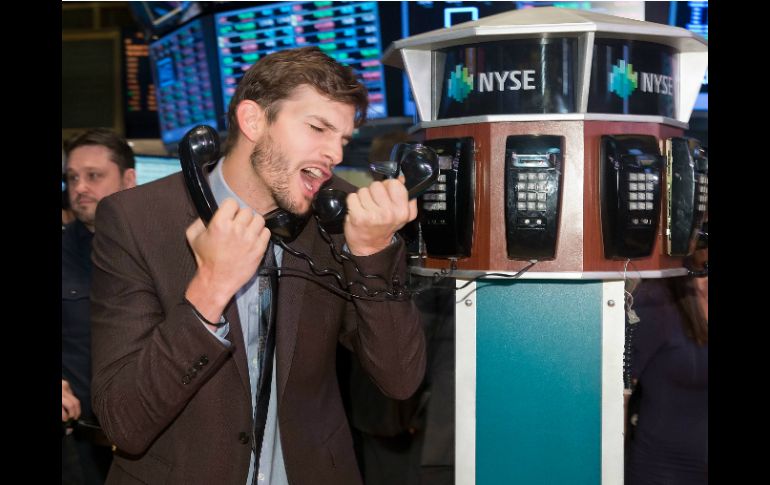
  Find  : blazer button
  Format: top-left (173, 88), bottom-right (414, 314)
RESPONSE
top-left (199, 355), bottom-right (209, 365)
top-left (182, 375), bottom-right (191, 385)
top-left (238, 432), bottom-right (250, 444)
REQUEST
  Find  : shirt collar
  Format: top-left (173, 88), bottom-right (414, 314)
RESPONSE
top-left (208, 157), bottom-right (251, 210)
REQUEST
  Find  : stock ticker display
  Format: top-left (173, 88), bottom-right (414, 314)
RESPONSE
top-left (214, 1), bottom-right (387, 120)
top-left (149, 18), bottom-right (221, 146)
top-left (123, 30), bottom-right (160, 139)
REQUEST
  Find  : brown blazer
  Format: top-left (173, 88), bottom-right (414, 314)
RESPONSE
top-left (90, 173), bottom-right (426, 484)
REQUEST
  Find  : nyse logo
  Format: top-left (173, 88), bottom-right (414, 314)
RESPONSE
top-left (609, 59), bottom-right (673, 100)
top-left (447, 64), bottom-right (473, 102)
top-left (478, 70), bottom-right (536, 92)
top-left (447, 64), bottom-right (537, 102)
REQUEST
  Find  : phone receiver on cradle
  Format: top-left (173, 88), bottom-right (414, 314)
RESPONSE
top-left (312, 142), bottom-right (440, 234)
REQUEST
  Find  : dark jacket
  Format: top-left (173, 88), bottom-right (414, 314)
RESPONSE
top-left (62, 219), bottom-right (95, 418)
top-left (90, 173), bottom-right (426, 484)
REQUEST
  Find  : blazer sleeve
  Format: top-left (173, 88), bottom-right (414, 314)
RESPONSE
top-left (90, 195), bottom-right (233, 455)
top-left (338, 238), bottom-right (427, 400)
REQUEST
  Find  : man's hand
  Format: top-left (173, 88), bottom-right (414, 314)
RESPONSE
top-left (185, 198), bottom-right (271, 323)
top-left (344, 177), bottom-right (417, 256)
top-left (62, 379), bottom-right (81, 422)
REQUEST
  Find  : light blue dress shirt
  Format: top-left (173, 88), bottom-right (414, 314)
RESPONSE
top-left (204, 159), bottom-right (289, 485)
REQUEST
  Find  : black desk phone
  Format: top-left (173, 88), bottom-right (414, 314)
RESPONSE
top-left (504, 135), bottom-right (565, 260)
top-left (417, 137), bottom-right (476, 258)
top-left (599, 135), bottom-right (664, 259)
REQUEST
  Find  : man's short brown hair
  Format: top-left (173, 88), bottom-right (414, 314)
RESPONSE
top-left (64, 128), bottom-right (135, 172)
top-left (222, 46), bottom-right (369, 155)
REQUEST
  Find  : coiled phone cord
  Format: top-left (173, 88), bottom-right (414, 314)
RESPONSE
top-left (256, 217), bottom-right (411, 301)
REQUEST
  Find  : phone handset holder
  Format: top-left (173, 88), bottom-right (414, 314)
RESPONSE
top-left (179, 125), bottom-right (439, 300)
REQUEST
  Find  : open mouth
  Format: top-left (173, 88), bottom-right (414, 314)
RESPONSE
top-left (300, 167), bottom-right (328, 195)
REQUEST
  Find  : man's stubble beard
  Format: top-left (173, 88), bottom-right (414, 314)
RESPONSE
top-left (249, 132), bottom-right (308, 216)
top-left (73, 205), bottom-right (95, 228)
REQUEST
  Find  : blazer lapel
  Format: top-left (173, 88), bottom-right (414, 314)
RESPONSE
top-left (275, 220), bottom-right (321, 405)
top-left (224, 301), bottom-right (252, 402)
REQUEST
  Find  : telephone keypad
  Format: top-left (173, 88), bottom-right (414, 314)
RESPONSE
top-left (696, 174), bottom-right (708, 212)
top-left (626, 170), bottom-right (659, 225)
top-left (514, 171), bottom-right (552, 228)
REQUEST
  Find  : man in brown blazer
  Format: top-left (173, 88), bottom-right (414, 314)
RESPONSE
top-left (90, 47), bottom-right (426, 484)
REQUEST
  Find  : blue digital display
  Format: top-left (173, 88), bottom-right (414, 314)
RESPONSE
top-left (214, 1), bottom-right (388, 121)
top-left (149, 17), bottom-right (224, 147)
top-left (134, 155), bottom-right (182, 185)
top-left (670, 1), bottom-right (708, 111)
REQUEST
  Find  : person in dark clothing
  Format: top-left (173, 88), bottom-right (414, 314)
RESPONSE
top-left (89, 47), bottom-right (425, 485)
top-left (62, 128), bottom-right (136, 484)
top-left (347, 275), bottom-right (455, 485)
top-left (626, 247), bottom-right (708, 485)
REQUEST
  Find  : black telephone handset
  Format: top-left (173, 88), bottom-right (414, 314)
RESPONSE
top-left (504, 135), bottom-right (565, 260)
top-left (179, 125), bottom-right (220, 225)
top-left (415, 137), bottom-right (476, 258)
top-left (665, 137), bottom-right (708, 256)
top-left (179, 126), bottom-right (440, 301)
top-left (600, 135), bottom-right (664, 259)
top-left (180, 126), bottom-right (439, 243)
top-left (179, 125), bottom-right (311, 242)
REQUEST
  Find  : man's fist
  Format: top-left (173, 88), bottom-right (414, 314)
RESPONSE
top-left (185, 198), bottom-right (272, 322)
top-left (344, 177), bottom-right (417, 256)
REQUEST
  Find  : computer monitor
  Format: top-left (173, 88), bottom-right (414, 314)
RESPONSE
top-left (214, 1), bottom-right (388, 122)
top-left (129, 1), bottom-right (204, 36)
top-left (134, 154), bottom-right (182, 185)
top-left (149, 16), bottom-right (225, 151)
top-left (669, 1), bottom-right (708, 111)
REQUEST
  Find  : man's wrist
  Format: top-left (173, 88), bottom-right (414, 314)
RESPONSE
top-left (183, 297), bottom-right (228, 328)
top-left (345, 234), bottom-right (398, 256)
top-left (185, 273), bottom-right (232, 322)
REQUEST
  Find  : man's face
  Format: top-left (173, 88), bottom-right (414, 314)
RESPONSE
top-left (66, 145), bottom-right (135, 230)
top-left (250, 85), bottom-right (355, 216)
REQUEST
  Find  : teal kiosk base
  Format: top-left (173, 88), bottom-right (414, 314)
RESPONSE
top-left (455, 279), bottom-right (626, 484)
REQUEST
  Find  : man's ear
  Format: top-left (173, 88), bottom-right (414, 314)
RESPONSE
top-left (122, 168), bottom-right (137, 189)
top-left (236, 100), bottom-right (265, 143)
